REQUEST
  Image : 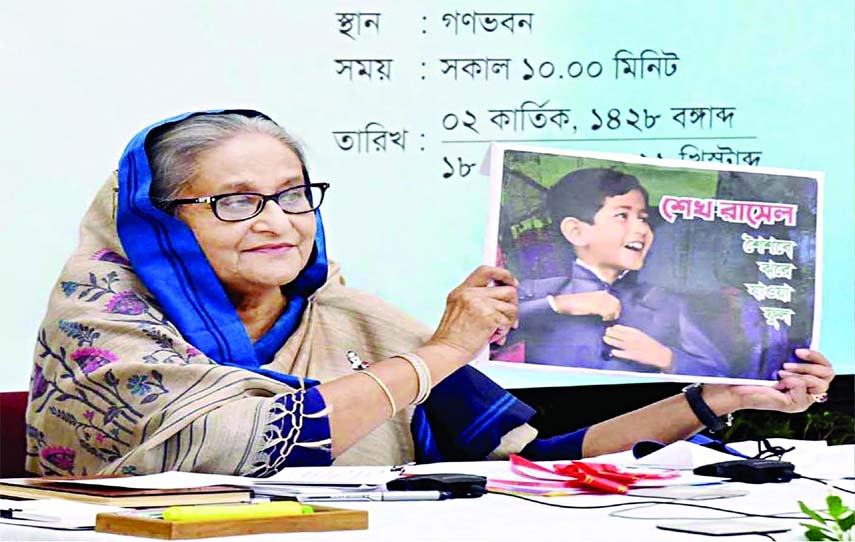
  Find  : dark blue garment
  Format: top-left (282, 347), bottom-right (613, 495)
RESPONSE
top-left (520, 428), bottom-right (589, 461)
top-left (637, 217), bottom-right (800, 380)
top-left (511, 261), bottom-right (731, 377)
top-left (420, 365), bottom-right (536, 462)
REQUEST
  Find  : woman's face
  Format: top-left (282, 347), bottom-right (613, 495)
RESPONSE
top-left (176, 132), bottom-right (316, 301)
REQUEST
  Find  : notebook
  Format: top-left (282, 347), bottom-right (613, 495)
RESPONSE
top-left (0, 476), bottom-right (251, 507)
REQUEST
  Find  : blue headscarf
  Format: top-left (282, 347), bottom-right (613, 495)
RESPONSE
top-left (116, 109), bottom-right (326, 388)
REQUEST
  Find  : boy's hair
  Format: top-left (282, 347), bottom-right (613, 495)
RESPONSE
top-left (546, 168), bottom-right (649, 225)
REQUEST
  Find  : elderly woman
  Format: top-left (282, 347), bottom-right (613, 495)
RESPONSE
top-left (26, 110), bottom-right (834, 476)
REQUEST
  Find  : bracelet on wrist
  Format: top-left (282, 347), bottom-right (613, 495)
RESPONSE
top-left (360, 370), bottom-right (397, 418)
top-left (395, 352), bottom-right (431, 405)
top-left (682, 383), bottom-right (732, 433)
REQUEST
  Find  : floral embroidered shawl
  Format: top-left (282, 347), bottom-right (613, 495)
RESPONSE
top-left (26, 111), bottom-right (538, 476)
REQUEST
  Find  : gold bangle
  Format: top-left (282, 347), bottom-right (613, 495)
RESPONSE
top-left (360, 370), bottom-right (397, 417)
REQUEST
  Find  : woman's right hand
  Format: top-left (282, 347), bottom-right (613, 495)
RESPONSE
top-left (426, 265), bottom-right (519, 366)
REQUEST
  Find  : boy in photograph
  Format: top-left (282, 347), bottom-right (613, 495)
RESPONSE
top-left (503, 168), bottom-right (730, 377)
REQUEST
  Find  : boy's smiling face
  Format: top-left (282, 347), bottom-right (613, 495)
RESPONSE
top-left (569, 189), bottom-right (653, 282)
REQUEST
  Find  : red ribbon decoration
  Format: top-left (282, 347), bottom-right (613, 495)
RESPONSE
top-left (496, 454), bottom-right (680, 495)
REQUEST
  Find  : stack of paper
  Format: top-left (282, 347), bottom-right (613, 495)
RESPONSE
top-left (250, 466), bottom-right (403, 497)
top-left (2, 467), bottom-right (405, 501)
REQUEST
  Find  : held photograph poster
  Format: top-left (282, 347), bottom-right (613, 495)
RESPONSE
top-left (483, 144), bottom-right (823, 385)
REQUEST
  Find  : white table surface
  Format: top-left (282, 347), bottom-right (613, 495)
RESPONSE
top-left (2, 446), bottom-right (852, 542)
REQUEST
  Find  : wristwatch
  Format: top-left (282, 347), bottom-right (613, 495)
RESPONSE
top-left (682, 383), bottom-right (732, 433)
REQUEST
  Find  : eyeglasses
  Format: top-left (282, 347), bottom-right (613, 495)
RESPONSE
top-left (170, 182), bottom-right (329, 222)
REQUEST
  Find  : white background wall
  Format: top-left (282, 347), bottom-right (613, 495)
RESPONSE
top-left (1, 1), bottom-right (852, 391)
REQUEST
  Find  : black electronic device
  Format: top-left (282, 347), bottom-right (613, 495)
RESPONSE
top-left (386, 473), bottom-right (487, 498)
top-left (693, 459), bottom-right (797, 484)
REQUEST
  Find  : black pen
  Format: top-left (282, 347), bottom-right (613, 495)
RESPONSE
top-left (297, 490), bottom-right (450, 502)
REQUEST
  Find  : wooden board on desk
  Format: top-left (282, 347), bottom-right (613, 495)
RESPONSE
top-left (95, 505), bottom-right (368, 539)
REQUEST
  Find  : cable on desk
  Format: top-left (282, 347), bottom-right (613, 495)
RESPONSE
top-left (487, 489), bottom-right (811, 520)
top-left (794, 474), bottom-right (855, 494)
top-left (750, 438), bottom-right (795, 461)
top-left (606, 502), bottom-right (810, 522)
top-left (607, 502), bottom-right (735, 521)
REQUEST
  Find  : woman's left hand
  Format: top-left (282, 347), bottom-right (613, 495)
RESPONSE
top-left (727, 349), bottom-right (834, 413)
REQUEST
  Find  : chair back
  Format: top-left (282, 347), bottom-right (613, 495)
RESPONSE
top-left (0, 391), bottom-right (30, 477)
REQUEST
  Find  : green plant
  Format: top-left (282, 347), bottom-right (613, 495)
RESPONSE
top-left (719, 408), bottom-right (855, 446)
top-left (803, 411), bottom-right (855, 445)
top-left (719, 410), bottom-right (794, 442)
top-left (798, 494), bottom-right (854, 541)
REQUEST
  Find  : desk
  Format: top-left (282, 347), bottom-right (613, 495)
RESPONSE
top-left (2, 450), bottom-right (852, 542)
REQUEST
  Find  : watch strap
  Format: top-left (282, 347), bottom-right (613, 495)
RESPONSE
top-left (683, 383), bottom-right (730, 433)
